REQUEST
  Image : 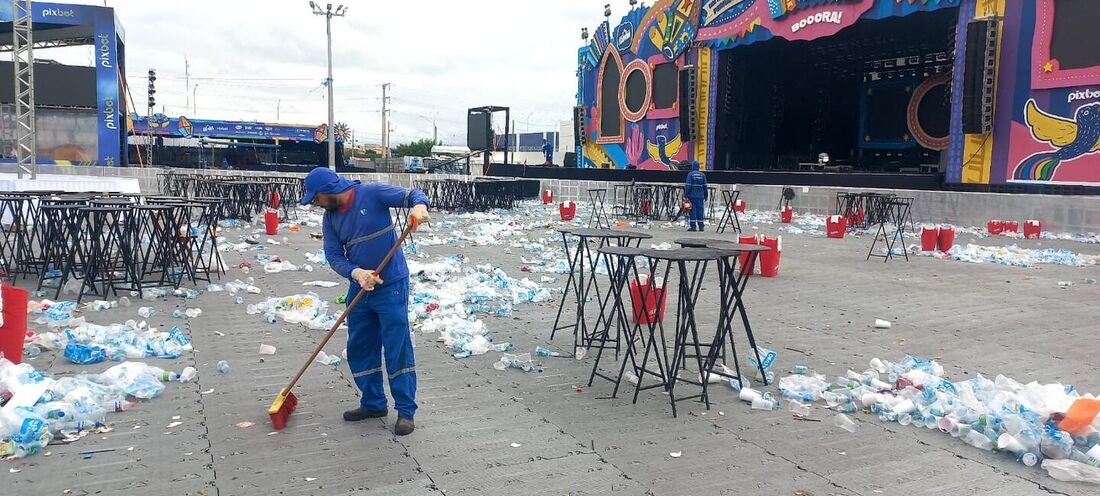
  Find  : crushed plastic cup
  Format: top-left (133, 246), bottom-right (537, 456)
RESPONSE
top-left (873, 319), bottom-right (892, 329)
top-left (217, 360), bottom-right (230, 374)
top-left (834, 413), bottom-right (857, 433)
top-left (137, 307), bottom-right (155, 318)
top-left (179, 366), bottom-right (197, 383)
top-left (258, 344), bottom-right (277, 355)
top-left (751, 396), bottom-right (777, 411)
top-left (739, 388), bottom-right (763, 403)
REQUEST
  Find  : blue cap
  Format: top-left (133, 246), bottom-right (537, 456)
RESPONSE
top-left (299, 167), bottom-right (359, 205)
top-left (691, 161), bottom-right (700, 171)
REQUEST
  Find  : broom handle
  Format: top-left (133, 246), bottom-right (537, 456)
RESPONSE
top-left (281, 218), bottom-right (418, 395)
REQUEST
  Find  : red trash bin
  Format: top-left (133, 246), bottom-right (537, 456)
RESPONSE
top-left (758, 236), bottom-right (781, 277)
top-left (0, 284), bottom-right (29, 364)
top-left (920, 226), bottom-right (940, 252)
top-left (738, 235), bottom-right (759, 276)
top-left (559, 201), bottom-right (576, 221)
top-left (780, 206), bottom-right (793, 224)
top-left (1003, 220), bottom-right (1019, 234)
top-left (1024, 220), bottom-right (1042, 239)
top-left (734, 199), bottom-right (746, 213)
top-left (937, 226), bottom-right (956, 252)
top-left (628, 275), bottom-right (666, 324)
top-left (264, 209), bottom-right (279, 236)
top-left (542, 189), bottom-right (554, 204)
top-left (826, 215), bottom-right (847, 239)
top-left (987, 220), bottom-right (1005, 235)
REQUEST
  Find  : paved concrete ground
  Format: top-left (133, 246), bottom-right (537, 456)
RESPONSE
top-left (5, 203), bottom-right (1100, 496)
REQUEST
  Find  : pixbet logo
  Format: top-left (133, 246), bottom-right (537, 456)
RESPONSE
top-left (42, 8), bottom-right (76, 18)
top-left (1067, 88), bottom-right (1100, 104)
top-left (97, 34), bottom-right (112, 68)
top-left (790, 10), bottom-right (844, 33)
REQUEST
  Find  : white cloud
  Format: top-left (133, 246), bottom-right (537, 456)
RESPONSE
top-left (39, 0), bottom-right (641, 145)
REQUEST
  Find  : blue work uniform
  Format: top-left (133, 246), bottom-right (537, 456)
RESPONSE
top-left (684, 170), bottom-right (708, 230)
top-left (542, 142), bottom-right (554, 164)
top-left (323, 182), bottom-right (430, 419)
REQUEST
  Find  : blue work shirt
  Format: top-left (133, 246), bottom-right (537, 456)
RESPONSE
top-left (323, 183), bottom-right (430, 287)
top-left (685, 170), bottom-right (708, 200)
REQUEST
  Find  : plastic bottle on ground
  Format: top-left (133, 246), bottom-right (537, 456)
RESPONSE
top-left (179, 366), bottom-right (197, 383)
top-left (217, 361), bottom-right (230, 374)
top-left (138, 307), bottom-right (155, 318)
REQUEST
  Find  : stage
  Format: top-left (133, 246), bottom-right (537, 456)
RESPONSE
top-left (486, 164), bottom-right (943, 190)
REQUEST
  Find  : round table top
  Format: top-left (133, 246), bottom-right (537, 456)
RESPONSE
top-left (555, 226), bottom-right (574, 235)
top-left (639, 246), bottom-right (739, 261)
top-left (598, 245), bottom-right (644, 257)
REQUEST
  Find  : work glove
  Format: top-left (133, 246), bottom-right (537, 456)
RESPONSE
top-left (409, 204), bottom-right (430, 231)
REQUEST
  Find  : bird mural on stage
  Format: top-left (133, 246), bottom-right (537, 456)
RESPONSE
top-left (646, 134), bottom-right (683, 169)
top-left (1014, 99), bottom-right (1100, 181)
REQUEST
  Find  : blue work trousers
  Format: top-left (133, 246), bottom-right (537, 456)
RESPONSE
top-left (346, 278), bottom-right (417, 419)
top-left (688, 197), bottom-right (705, 230)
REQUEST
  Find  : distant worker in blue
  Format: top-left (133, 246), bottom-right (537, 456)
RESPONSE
top-left (299, 167), bottom-right (430, 436)
top-left (542, 139), bottom-right (554, 165)
top-left (684, 161), bottom-right (708, 231)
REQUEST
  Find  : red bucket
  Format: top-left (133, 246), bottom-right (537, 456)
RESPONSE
top-left (1003, 220), bottom-right (1019, 234)
top-left (264, 209), bottom-right (279, 236)
top-left (1024, 220), bottom-right (1042, 239)
top-left (0, 284), bottom-right (29, 364)
top-left (920, 226), bottom-right (940, 252)
top-left (559, 201), bottom-right (576, 221)
top-left (734, 199), bottom-right (746, 213)
top-left (987, 220), bottom-right (1005, 235)
top-left (780, 206), bottom-right (793, 224)
top-left (542, 189), bottom-right (554, 204)
top-left (629, 275), bottom-right (666, 324)
top-left (758, 236), bottom-right (781, 278)
top-left (738, 235), bottom-right (758, 276)
top-left (937, 226), bottom-right (956, 252)
top-left (826, 215), bottom-right (847, 239)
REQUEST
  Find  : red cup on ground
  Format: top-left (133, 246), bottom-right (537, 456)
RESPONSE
top-left (987, 220), bottom-right (1005, 235)
top-left (758, 236), bottom-right (781, 277)
top-left (938, 226), bottom-right (956, 252)
top-left (559, 201), bottom-right (576, 221)
top-left (542, 189), bottom-right (553, 204)
top-left (826, 215), bottom-right (847, 239)
top-left (734, 200), bottom-right (746, 213)
top-left (1003, 220), bottom-right (1019, 234)
top-left (738, 235), bottom-right (758, 276)
top-left (780, 206), bottom-right (793, 223)
top-left (264, 209), bottom-right (279, 236)
top-left (920, 226), bottom-right (940, 252)
top-left (1024, 220), bottom-right (1042, 239)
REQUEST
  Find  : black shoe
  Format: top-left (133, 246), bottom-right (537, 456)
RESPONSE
top-left (343, 407), bottom-right (387, 422)
top-left (394, 417), bottom-right (415, 436)
top-left (688, 227), bottom-right (697, 232)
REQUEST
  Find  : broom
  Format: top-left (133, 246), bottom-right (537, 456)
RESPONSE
top-left (267, 216), bottom-right (418, 429)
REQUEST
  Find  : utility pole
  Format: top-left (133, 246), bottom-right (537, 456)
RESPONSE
top-left (184, 56), bottom-right (190, 114)
top-left (311, 1), bottom-right (347, 169)
top-left (276, 99), bottom-right (281, 121)
top-left (193, 84), bottom-right (198, 115)
top-left (381, 82), bottom-right (391, 158)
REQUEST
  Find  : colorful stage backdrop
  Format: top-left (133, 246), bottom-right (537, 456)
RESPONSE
top-left (578, 0), bottom-right (1100, 187)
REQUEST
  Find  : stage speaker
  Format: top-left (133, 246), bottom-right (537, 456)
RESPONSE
top-left (962, 18), bottom-right (998, 134)
top-left (468, 111), bottom-right (492, 151)
top-left (564, 151), bottom-right (577, 168)
top-left (679, 66), bottom-right (698, 141)
top-left (573, 106), bottom-right (586, 146)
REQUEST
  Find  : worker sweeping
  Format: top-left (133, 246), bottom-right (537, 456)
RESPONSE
top-left (684, 161), bottom-right (707, 231)
top-left (299, 167), bottom-right (430, 436)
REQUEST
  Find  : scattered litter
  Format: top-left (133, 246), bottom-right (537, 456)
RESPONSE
top-left (510, 442), bottom-right (522, 448)
top-left (873, 319), bottom-right (892, 329)
top-left (201, 388), bottom-right (215, 395)
top-left (305, 477), bottom-right (318, 482)
top-left (669, 451), bottom-right (682, 458)
top-left (166, 421), bottom-right (182, 428)
top-left (235, 421), bottom-right (255, 428)
top-left (259, 344), bottom-right (277, 355)
top-left (834, 413), bottom-right (857, 433)
top-left (302, 281), bottom-right (340, 288)
top-left (10, 467), bottom-right (21, 473)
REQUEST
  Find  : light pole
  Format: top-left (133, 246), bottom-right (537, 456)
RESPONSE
top-left (418, 112), bottom-right (438, 145)
top-left (310, 1), bottom-right (347, 169)
top-left (192, 84), bottom-right (198, 115)
top-left (525, 111), bottom-right (533, 132)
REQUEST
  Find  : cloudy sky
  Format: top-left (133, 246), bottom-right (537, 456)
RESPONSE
top-left (44, 0), bottom-right (638, 146)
